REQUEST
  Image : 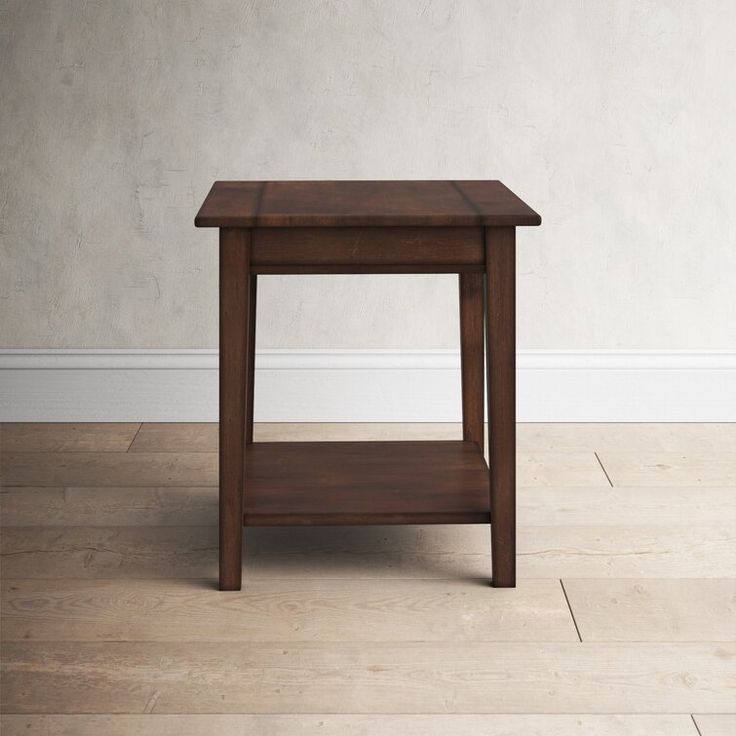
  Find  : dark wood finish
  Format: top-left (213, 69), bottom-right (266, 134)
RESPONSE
top-left (259, 181), bottom-right (473, 227)
top-left (252, 263), bottom-right (484, 275)
top-left (459, 273), bottom-right (485, 449)
top-left (195, 180), bottom-right (541, 228)
top-left (454, 181), bottom-right (543, 226)
top-left (218, 228), bottom-right (250, 591)
top-left (243, 441), bottom-right (490, 526)
top-left (196, 181), bottom-right (263, 228)
top-left (197, 180), bottom-right (540, 590)
top-left (484, 227), bottom-right (517, 588)
top-left (252, 227), bottom-right (483, 268)
top-left (245, 275), bottom-right (257, 445)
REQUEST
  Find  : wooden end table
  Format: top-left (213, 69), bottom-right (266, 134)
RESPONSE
top-left (195, 180), bottom-right (541, 590)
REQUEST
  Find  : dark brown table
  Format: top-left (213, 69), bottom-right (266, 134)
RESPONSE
top-left (195, 181), bottom-right (541, 590)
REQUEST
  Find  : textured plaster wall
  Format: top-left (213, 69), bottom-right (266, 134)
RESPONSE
top-left (1, 0), bottom-right (734, 349)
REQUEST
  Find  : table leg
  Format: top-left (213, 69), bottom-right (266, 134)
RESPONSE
top-left (219, 228), bottom-right (250, 591)
top-left (246, 275), bottom-right (257, 445)
top-left (459, 273), bottom-right (485, 449)
top-left (484, 227), bottom-right (516, 588)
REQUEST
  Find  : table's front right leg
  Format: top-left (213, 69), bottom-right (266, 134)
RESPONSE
top-left (219, 227), bottom-right (251, 590)
top-left (485, 226), bottom-right (516, 588)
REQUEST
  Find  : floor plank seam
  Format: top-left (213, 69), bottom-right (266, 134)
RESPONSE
top-left (125, 423), bottom-right (143, 452)
top-left (594, 451), bottom-right (615, 487)
top-left (559, 579), bottom-right (583, 642)
top-left (690, 714), bottom-right (704, 735)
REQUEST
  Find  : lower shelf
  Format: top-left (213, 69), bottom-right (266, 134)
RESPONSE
top-left (243, 440), bottom-right (490, 526)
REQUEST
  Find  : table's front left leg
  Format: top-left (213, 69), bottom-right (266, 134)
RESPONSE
top-left (219, 227), bottom-right (251, 591)
top-left (485, 226), bottom-right (516, 588)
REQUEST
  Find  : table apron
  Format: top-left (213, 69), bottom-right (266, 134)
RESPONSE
top-left (250, 226), bottom-right (484, 272)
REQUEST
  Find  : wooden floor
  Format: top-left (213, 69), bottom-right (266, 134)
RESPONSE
top-left (1, 423), bottom-right (734, 735)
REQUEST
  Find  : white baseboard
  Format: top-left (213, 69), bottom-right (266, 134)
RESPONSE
top-left (1, 349), bottom-right (735, 422)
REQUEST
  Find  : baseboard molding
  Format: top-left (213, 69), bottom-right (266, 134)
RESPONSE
top-left (1, 349), bottom-right (734, 422)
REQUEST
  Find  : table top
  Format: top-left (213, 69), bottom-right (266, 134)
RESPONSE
top-left (195, 180), bottom-right (541, 228)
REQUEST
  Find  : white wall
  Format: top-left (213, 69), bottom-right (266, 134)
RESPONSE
top-left (2, 0), bottom-right (735, 352)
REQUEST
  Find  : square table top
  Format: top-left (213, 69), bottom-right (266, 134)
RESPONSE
top-left (195, 180), bottom-right (541, 228)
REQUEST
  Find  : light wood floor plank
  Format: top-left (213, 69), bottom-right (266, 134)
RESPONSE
top-left (518, 452), bottom-right (610, 485)
top-left (0, 578), bottom-right (577, 642)
top-left (0, 714), bottom-right (702, 736)
top-left (2, 641), bottom-right (732, 714)
top-left (0, 526), bottom-right (218, 580)
top-left (5, 486), bottom-right (732, 527)
top-left (516, 487), bottom-right (736, 526)
top-left (563, 579), bottom-right (736, 642)
top-left (516, 526), bottom-right (736, 578)
top-left (0, 452), bottom-right (218, 487)
top-left (517, 424), bottom-right (736, 453)
top-left (2, 525), bottom-right (733, 579)
top-left (127, 422), bottom-right (736, 454)
top-left (129, 423), bottom-right (218, 452)
top-left (0, 451), bottom-right (608, 487)
top-left (129, 423), bottom-right (466, 452)
top-left (0, 423), bottom-right (140, 452)
top-left (597, 452), bottom-right (736, 486)
top-left (693, 714), bottom-right (736, 736)
top-left (0, 487), bottom-right (218, 526)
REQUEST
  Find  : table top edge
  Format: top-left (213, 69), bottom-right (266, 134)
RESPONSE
top-left (194, 180), bottom-right (542, 228)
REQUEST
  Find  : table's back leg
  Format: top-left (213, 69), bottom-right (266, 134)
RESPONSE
top-left (459, 273), bottom-right (485, 449)
top-left (484, 227), bottom-right (516, 588)
top-left (246, 274), bottom-right (257, 445)
top-left (219, 227), bottom-right (250, 591)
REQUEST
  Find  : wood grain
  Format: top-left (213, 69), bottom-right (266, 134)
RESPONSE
top-left (516, 486), bottom-right (736, 526)
top-left (128, 423), bottom-right (464, 452)
top-left (0, 714), bottom-right (702, 736)
top-left (251, 227), bottom-right (484, 269)
top-left (0, 423), bottom-right (140, 452)
top-left (3, 524), bottom-right (733, 579)
top-left (218, 227), bottom-right (250, 590)
top-left (129, 424), bottom-right (219, 453)
top-left (0, 450), bottom-right (609, 487)
top-left (0, 452), bottom-right (218, 486)
top-left (251, 263), bottom-right (487, 274)
top-left (2, 485), bottom-right (733, 527)
top-left (563, 579), bottom-right (736, 641)
top-left (458, 274), bottom-right (484, 448)
top-left (195, 180), bottom-right (541, 228)
top-left (127, 422), bottom-right (736, 454)
top-left (595, 452), bottom-right (736, 486)
top-left (245, 275), bottom-right (257, 445)
top-left (517, 423), bottom-right (736, 453)
top-left (242, 441), bottom-right (490, 525)
top-left (2, 642), bottom-right (732, 714)
top-left (518, 453), bottom-right (610, 486)
top-left (0, 526), bottom-right (218, 579)
top-left (454, 180), bottom-right (544, 226)
top-left (485, 226), bottom-right (516, 586)
top-left (0, 423), bottom-right (732, 724)
top-left (692, 714), bottom-right (736, 736)
top-left (0, 578), bottom-right (576, 642)
top-left (193, 181), bottom-right (262, 227)
top-left (0, 487), bottom-right (217, 526)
